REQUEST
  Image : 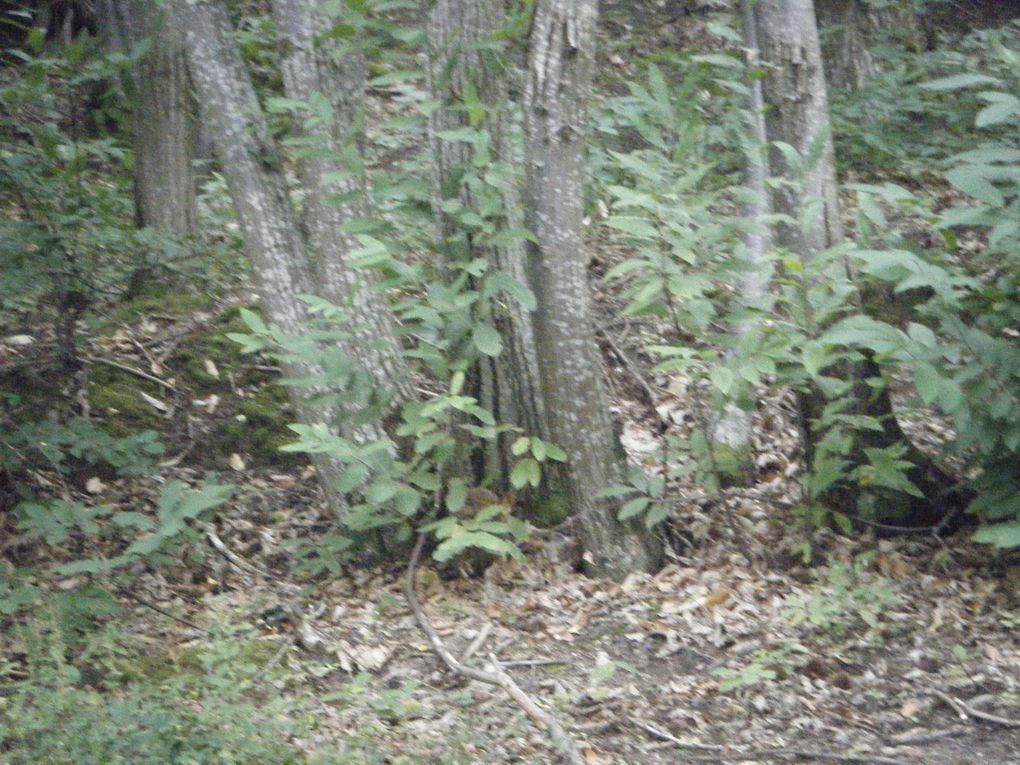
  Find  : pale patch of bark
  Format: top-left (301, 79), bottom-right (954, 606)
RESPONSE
top-left (524, 0), bottom-right (661, 577)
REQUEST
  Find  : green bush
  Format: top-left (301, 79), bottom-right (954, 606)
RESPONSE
top-left (0, 626), bottom-right (342, 765)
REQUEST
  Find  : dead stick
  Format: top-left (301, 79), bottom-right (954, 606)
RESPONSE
top-left (884, 727), bottom-right (966, 746)
top-left (87, 355), bottom-right (176, 390)
top-left (636, 720), bottom-right (723, 751)
top-left (404, 534), bottom-right (584, 765)
top-left (679, 749), bottom-right (908, 765)
top-left (933, 689), bottom-right (1020, 728)
top-left (120, 589), bottom-right (208, 633)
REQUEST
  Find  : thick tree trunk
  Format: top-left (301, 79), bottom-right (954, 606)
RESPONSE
top-left (708, 0), bottom-right (774, 471)
top-left (271, 0), bottom-right (409, 398)
top-left (425, 0), bottom-right (544, 489)
top-left (101, 0), bottom-right (198, 238)
top-left (170, 0), bottom-right (351, 513)
top-left (524, 0), bottom-right (661, 577)
top-left (753, 0), bottom-right (957, 524)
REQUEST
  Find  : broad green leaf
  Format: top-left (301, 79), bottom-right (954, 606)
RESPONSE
top-left (919, 73), bottom-right (998, 91)
top-left (472, 323), bottom-right (503, 357)
top-left (618, 496), bottom-right (651, 521)
top-left (946, 167), bottom-right (1004, 206)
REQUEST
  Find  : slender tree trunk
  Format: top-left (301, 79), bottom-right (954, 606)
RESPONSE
top-left (271, 0), bottom-right (409, 398)
top-left (425, 0), bottom-right (544, 489)
top-left (708, 0), bottom-right (774, 472)
top-left (753, 0), bottom-right (957, 524)
top-left (170, 0), bottom-right (351, 512)
top-left (101, 1), bottom-right (198, 238)
top-left (129, 1), bottom-right (197, 237)
top-left (524, 0), bottom-right (661, 577)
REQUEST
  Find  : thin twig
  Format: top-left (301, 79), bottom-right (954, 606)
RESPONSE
top-left (121, 589), bottom-right (208, 633)
top-left (597, 327), bottom-right (667, 426)
top-left (87, 355), bottom-right (176, 390)
top-left (462, 621), bottom-right (493, 662)
top-left (205, 526), bottom-right (270, 577)
top-left (254, 635), bottom-right (296, 683)
top-left (933, 689), bottom-right (1020, 728)
top-left (404, 534), bottom-right (585, 765)
top-left (501, 658), bottom-right (571, 668)
top-left (636, 720), bottom-right (723, 751)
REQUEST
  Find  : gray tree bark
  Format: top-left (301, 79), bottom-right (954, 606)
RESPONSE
top-left (425, 0), bottom-right (544, 489)
top-left (271, 0), bottom-right (409, 397)
top-left (753, 0), bottom-right (956, 524)
top-left (169, 0), bottom-right (354, 514)
top-left (524, 0), bottom-right (662, 577)
top-left (102, 0), bottom-right (199, 238)
top-left (708, 0), bottom-right (775, 468)
top-left (815, 0), bottom-right (923, 91)
top-left (754, 0), bottom-right (843, 260)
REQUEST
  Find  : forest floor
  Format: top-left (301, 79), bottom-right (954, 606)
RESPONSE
top-left (6, 295), bottom-right (1018, 765)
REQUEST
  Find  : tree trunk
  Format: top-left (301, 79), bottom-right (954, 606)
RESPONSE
top-left (170, 0), bottom-right (351, 513)
top-left (524, 0), bottom-right (661, 577)
top-left (753, 0), bottom-right (957, 524)
top-left (425, 0), bottom-right (545, 490)
top-left (708, 0), bottom-right (774, 474)
top-left (271, 0), bottom-right (409, 399)
top-left (121, 0), bottom-right (198, 238)
top-left (815, 0), bottom-right (925, 91)
top-left (815, 0), bottom-right (879, 90)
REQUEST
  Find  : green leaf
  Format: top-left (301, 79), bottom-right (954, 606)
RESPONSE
top-left (709, 366), bottom-right (735, 396)
top-left (543, 442), bottom-right (567, 462)
top-left (913, 362), bottom-right (942, 406)
top-left (366, 479), bottom-right (399, 505)
top-left (919, 73), bottom-right (999, 91)
top-left (472, 323), bottom-right (503, 357)
top-left (446, 479), bottom-right (467, 514)
top-left (511, 437), bottom-right (530, 456)
top-left (973, 522), bottom-right (1020, 549)
top-left (433, 531), bottom-right (520, 562)
top-left (618, 497), bottom-right (651, 521)
top-left (946, 167), bottom-right (1004, 206)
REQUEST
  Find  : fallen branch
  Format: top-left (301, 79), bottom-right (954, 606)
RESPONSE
top-left (678, 749), bottom-right (907, 765)
top-left (933, 689), bottom-right (1020, 728)
top-left (636, 722), bottom-right (907, 765)
top-left (883, 727), bottom-right (966, 746)
top-left (404, 534), bottom-right (584, 765)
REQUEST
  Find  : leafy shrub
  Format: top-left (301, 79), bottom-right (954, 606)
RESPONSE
top-left (0, 624), bottom-right (349, 765)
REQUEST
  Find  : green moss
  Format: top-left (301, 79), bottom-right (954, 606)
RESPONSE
top-left (219, 383), bottom-right (300, 466)
top-left (166, 305), bottom-right (260, 394)
top-left (101, 290), bottom-right (210, 327)
top-left (711, 442), bottom-right (755, 488)
top-left (86, 365), bottom-right (164, 435)
top-left (529, 491), bottom-right (571, 527)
